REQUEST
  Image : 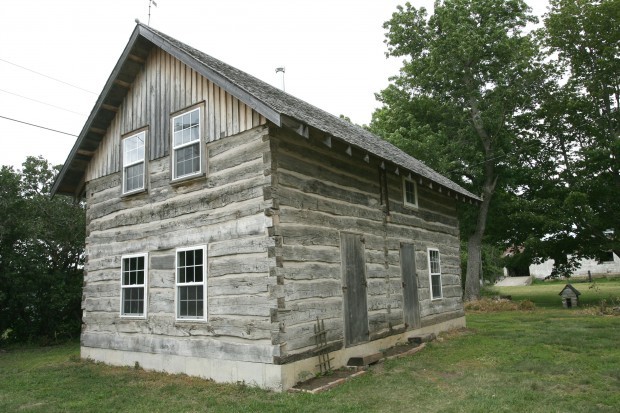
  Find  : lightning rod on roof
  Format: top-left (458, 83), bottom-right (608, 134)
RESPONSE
top-left (275, 67), bottom-right (285, 92)
top-left (148, 0), bottom-right (158, 26)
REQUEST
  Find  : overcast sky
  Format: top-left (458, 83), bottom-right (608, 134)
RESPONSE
top-left (0, 0), bottom-right (549, 171)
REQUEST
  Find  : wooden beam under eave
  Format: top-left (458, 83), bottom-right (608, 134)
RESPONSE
top-left (76, 149), bottom-right (95, 157)
top-left (322, 135), bottom-right (332, 148)
top-left (114, 79), bottom-right (131, 88)
top-left (89, 127), bottom-right (107, 135)
top-left (101, 104), bottom-right (119, 112)
top-left (128, 53), bottom-right (146, 64)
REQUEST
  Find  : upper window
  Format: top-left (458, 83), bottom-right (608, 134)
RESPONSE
top-left (428, 248), bottom-right (442, 300)
top-left (122, 131), bottom-right (146, 194)
top-left (172, 107), bottom-right (202, 180)
top-left (121, 253), bottom-right (148, 317)
top-left (176, 246), bottom-right (207, 321)
top-left (402, 176), bottom-right (418, 208)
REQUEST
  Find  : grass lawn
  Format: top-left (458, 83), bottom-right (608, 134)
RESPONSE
top-left (488, 276), bottom-right (620, 308)
top-left (1, 282), bottom-right (619, 412)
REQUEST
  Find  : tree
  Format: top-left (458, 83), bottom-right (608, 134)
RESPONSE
top-left (536, 0), bottom-right (620, 264)
top-left (0, 157), bottom-right (85, 344)
top-left (371, 0), bottom-right (545, 299)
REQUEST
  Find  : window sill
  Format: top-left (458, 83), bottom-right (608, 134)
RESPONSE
top-left (170, 172), bottom-right (206, 187)
top-left (174, 318), bottom-right (208, 324)
top-left (403, 202), bottom-right (419, 210)
top-left (121, 188), bottom-right (148, 198)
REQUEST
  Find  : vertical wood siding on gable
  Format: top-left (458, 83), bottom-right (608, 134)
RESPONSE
top-left (86, 48), bottom-right (266, 182)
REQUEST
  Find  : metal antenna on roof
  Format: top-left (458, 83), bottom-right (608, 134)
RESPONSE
top-left (148, 0), bottom-right (158, 26)
top-left (275, 67), bottom-right (285, 92)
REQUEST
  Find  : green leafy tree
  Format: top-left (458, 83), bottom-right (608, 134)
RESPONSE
top-left (501, 0), bottom-right (619, 277)
top-left (371, 0), bottom-right (545, 299)
top-left (534, 0), bottom-right (619, 266)
top-left (0, 157), bottom-right (84, 344)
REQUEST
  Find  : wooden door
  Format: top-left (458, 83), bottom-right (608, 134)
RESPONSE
top-left (340, 232), bottom-right (369, 347)
top-left (400, 243), bottom-right (421, 329)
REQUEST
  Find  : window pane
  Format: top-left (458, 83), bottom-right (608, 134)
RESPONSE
top-left (190, 125), bottom-right (199, 141)
top-left (122, 287), bottom-right (144, 316)
top-left (174, 116), bottom-right (183, 132)
top-left (186, 250), bottom-right (195, 266)
top-left (174, 143), bottom-right (200, 178)
top-left (176, 248), bottom-right (205, 319)
top-left (405, 180), bottom-right (416, 205)
top-left (190, 109), bottom-right (199, 126)
top-left (174, 130), bottom-right (183, 147)
top-left (125, 163), bottom-right (144, 192)
top-left (197, 300), bottom-right (204, 317)
top-left (186, 266), bottom-right (195, 283)
top-left (123, 133), bottom-right (145, 165)
top-left (432, 274), bottom-right (442, 299)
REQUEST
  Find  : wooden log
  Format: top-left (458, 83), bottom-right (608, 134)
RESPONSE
top-left (81, 332), bottom-right (277, 363)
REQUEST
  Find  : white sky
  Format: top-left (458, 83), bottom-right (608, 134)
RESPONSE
top-left (0, 0), bottom-right (549, 171)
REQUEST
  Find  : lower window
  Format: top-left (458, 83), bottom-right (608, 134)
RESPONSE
top-left (121, 254), bottom-right (148, 317)
top-left (176, 246), bottom-right (207, 320)
top-left (428, 248), bottom-right (443, 300)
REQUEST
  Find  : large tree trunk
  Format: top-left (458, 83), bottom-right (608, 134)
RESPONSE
top-left (464, 98), bottom-right (497, 301)
top-left (463, 178), bottom-right (495, 301)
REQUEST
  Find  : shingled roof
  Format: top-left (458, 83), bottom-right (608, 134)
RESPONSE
top-left (52, 23), bottom-right (480, 202)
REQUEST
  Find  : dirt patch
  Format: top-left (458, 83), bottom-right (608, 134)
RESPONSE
top-left (382, 342), bottom-right (424, 359)
top-left (291, 342), bottom-right (428, 393)
top-left (290, 368), bottom-right (366, 393)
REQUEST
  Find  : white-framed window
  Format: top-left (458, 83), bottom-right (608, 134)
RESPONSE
top-left (427, 248), bottom-right (442, 300)
top-left (175, 246), bottom-right (207, 321)
top-left (120, 253), bottom-right (148, 317)
top-left (172, 107), bottom-right (202, 180)
top-left (402, 176), bottom-right (418, 208)
top-left (122, 131), bottom-right (146, 194)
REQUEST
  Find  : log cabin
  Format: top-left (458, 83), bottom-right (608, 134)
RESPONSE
top-left (52, 23), bottom-right (480, 391)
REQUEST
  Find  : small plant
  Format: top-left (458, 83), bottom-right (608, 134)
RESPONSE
top-left (134, 361), bottom-right (141, 370)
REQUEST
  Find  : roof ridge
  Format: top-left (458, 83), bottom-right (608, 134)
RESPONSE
top-left (53, 23), bottom-right (480, 202)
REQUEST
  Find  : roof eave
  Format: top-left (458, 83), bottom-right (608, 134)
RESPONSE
top-left (51, 25), bottom-right (146, 197)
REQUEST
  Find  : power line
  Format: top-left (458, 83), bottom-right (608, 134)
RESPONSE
top-left (0, 88), bottom-right (87, 116)
top-left (0, 57), bottom-right (98, 95)
top-left (0, 114), bottom-right (77, 137)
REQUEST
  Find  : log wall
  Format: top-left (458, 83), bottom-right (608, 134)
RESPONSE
top-left (82, 125), bottom-right (279, 362)
top-left (86, 48), bottom-right (266, 182)
top-left (268, 128), bottom-right (464, 357)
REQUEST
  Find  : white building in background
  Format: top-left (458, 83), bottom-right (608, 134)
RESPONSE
top-left (529, 252), bottom-right (620, 279)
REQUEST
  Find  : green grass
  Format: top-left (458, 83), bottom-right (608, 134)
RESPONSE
top-left (1, 281), bottom-right (619, 412)
top-left (488, 276), bottom-right (620, 308)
